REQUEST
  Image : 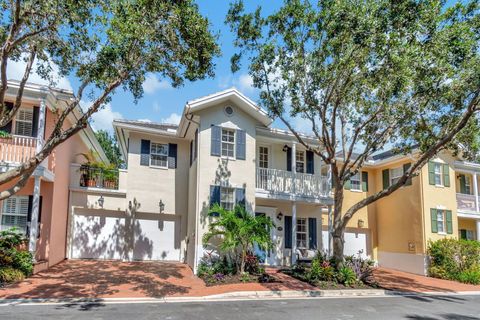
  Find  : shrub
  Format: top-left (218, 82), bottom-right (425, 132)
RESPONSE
top-left (427, 238), bottom-right (480, 284)
top-left (11, 250), bottom-right (33, 276)
top-left (244, 253), bottom-right (260, 274)
top-left (344, 252), bottom-right (375, 282)
top-left (0, 267), bottom-right (24, 283)
top-left (308, 259), bottom-right (335, 282)
top-left (337, 266), bottom-right (357, 286)
top-left (0, 229), bottom-right (26, 249)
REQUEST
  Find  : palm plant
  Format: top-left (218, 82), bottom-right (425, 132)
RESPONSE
top-left (203, 204), bottom-right (274, 274)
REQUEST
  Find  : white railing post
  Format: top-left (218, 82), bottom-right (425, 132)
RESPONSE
top-left (36, 99), bottom-right (46, 154)
top-left (28, 176), bottom-right (41, 260)
top-left (474, 172), bottom-right (479, 213)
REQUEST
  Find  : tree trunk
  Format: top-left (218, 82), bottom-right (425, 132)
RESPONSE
top-left (240, 247), bottom-right (246, 274)
top-left (332, 174), bottom-right (346, 268)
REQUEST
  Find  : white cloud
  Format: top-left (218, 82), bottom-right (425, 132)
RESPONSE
top-left (218, 73), bottom-right (256, 93)
top-left (7, 56), bottom-right (72, 91)
top-left (142, 74), bottom-right (171, 94)
top-left (81, 101), bottom-right (123, 133)
top-left (161, 112), bottom-right (181, 125)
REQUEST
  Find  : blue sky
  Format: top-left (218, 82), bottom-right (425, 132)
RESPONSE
top-left (91, 0), bottom-right (280, 134)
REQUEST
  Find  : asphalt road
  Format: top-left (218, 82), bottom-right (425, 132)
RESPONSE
top-left (1, 295), bottom-right (480, 320)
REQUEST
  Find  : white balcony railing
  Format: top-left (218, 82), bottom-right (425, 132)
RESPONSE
top-left (256, 167), bottom-right (331, 199)
top-left (0, 135), bottom-right (39, 163)
top-left (456, 193), bottom-right (479, 212)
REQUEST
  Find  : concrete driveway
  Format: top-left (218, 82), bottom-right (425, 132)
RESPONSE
top-left (0, 260), bottom-right (316, 299)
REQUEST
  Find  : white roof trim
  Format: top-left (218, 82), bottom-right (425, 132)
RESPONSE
top-left (183, 88), bottom-right (272, 127)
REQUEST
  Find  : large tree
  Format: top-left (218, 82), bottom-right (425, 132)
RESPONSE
top-left (227, 0), bottom-right (480, 264)
top-left (0, 0), bottom-right (219, 199)
top-left (94, 130), bottom-right (124, 169)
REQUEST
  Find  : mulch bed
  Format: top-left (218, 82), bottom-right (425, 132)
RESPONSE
top-left (200, 273), bottom-right (280, 287)
top-left (281, 269), bottom-right (378, 290)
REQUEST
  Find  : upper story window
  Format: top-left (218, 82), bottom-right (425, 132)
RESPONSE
top-left (1, 196), bottom-right (29, 234)
top-left (150, 143), bottom-right (168, 168)
top-left (434, 163), bottom-right (443, 186)
top-left (221, 129), bottom-right (235, 158)
top-left (220, 187), bottom-right (235, 211)
top-left (390, 166), bottom-right (403, 185)
top-left (14, 108), bottom-right (33, 137)
top-left (259, 146), bottom-right (269, 168)
top-left (296, 151), bottom-right (305, 173)
top-left (350, 172), bottom-right (361, 191)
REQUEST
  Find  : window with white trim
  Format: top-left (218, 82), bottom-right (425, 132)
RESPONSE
top-left (465, 175), bottom-right (472, 194)
top-left (221, 129), bottom-right (235, 158)
top-left (259, 146), bottom-right (268, 168)
top-left (14, 108), bottom-right (33, 137)
top-left (296, 218), bottom-right (307, 248)
top-left (296, 151), bottom-right (305, 173)
top-left (150, 143), bottom-right (168, 168)
top-left (390, 166), bottom-right (403, 185)
top-left (0, 196), bottom-right (29, 234)
top-left (437, 209), bottom-right (446, 233)
top-left (434, 163), bottom-right (443, 186)
top-left (220, 187), bottom-right (235, 211)
top-left (350, 172), bottom-right (361, 191)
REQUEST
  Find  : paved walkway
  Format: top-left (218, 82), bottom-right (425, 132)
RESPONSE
top-left (0, 260), bottom-right (316, 299)
top-left (373, 267), bottom-right (480, 293)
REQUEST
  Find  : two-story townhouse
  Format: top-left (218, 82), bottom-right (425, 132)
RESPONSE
top-left (66, 88), bottom-right (480, 277)
top-left (0, 80), bottom-right (107, 273)
top-left (67, 89), bottom-right (379, 273)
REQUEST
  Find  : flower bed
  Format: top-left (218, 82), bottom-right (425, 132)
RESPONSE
top-left (281, 252), bottom-right (377, 289)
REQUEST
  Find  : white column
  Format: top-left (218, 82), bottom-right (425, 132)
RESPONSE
top-left (28, 176), bottom-right (41, 258)
top-left (327, 205), bottom-right (333, 256)
top-left (291, 142), bottom-right (297, 265)
top-left (291, 201), bottom-right (297, 265)
top-left (35, 99), bottom-right (46, 153)
top-left (474, 172), bottom-right (479, 213)
top-left (476, 220), bottom-right (480, 242)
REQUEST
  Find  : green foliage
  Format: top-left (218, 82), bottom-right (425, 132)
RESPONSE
top-left (308, 259), bottom-right (335, 282)
top-left (0, 130), bottom-right (10, 138)
top-left (0, 229), bottom-right (26, 249)
top-left (203, 204), bottom-right (274, 273)
top-left (11, 250), bottom-right (33, 276)
top-left (336, 266), bottom-right (358, 287)
top-left (227, 0), bottom-right (480, 262)
top-left (0, 229), bottom-right (33, 279)
top-left (428, 238), bottom-right (480, 284)
top-left (0, 267), bottom-right (24, 284)
top-left (94, 130), bottom-right (124, 169)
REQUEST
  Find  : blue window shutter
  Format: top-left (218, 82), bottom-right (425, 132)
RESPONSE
top-left (306, 151), bottom-right (314, 174)
top-left (236, 129), bottom-right (246, 160)
top-left (140, 139), bottom-right (150, 166)
top-left (32, 106), bottom-right (40, 137)
top-left (286, 147), bottom-right (292, 171)
top-left (403, 163), bottom-right (412, 186)
top-left (235, 188), bottom-right (245, 208)
top-left (168, 143), bottom-right (177, 169)
top-left (284, 216), bottom-right (292, 249)
top-left (210, 185), bottom-right (220, 208)
top-left (211, 126), bottom-right (221, 156)
top-left (194, 129), bottom-right (198, 160)
top-left (308, 217), bottom-right (317, 250)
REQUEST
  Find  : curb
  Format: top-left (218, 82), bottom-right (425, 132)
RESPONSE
top-left (1, 289), bottom-right (480, 306)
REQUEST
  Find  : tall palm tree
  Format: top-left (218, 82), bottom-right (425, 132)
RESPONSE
top-left (203, 204), bottom-right (274, 273)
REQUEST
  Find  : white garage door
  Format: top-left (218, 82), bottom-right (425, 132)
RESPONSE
top-left (70, 210), bottom-right (181, 261)
top-left (322, 230), bottom-right (370, 258)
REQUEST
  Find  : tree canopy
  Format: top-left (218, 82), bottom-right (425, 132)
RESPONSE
top-left (94, 130), bottom-right (124, 169)
top-left (0, 0), bottom-right (220, 199)
top-left (227, 0), bottom-right (480, 262)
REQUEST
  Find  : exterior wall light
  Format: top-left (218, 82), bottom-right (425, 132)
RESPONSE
top-left (282, 145), bottom-right (289, 152)
top-left (159, 199), bottom-right (165, 213)
top-left (277, 212), bottom-right (283, 220)
top-left (357, 219), bottom-right (364, 228)
top-left (98, 195), bottom-right (104, 208)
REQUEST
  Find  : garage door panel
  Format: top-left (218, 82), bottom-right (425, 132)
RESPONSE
top-left (321, 230), bottom-right (370, 258)
top-left (71, 212), bottom-right (181, 261)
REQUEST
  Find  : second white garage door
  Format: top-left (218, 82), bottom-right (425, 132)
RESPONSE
top-left (70, 210), bottom-right (181, 261)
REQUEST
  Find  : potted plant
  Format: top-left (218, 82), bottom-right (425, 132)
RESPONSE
top-left (77, 150), bottom-right (104, 187)
top-left (102, 164), bottom-right (118, 189)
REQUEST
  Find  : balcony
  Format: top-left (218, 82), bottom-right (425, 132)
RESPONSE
top-left (457, 193), bottom-right (479, 213)
top-left (0, 135), bottom-right (39, 163)
top-left (256, 167), bottom-right (331, 201)
top-left (70, 163), bottom-right (127, 193)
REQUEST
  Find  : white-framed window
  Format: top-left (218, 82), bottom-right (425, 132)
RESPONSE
top-left (350, 172), bottom-right (361, 191)
top-left (259, 146), bottom-right (269, 168)
top-left (296, 218), bottom-right (307, 248)
top-left (150, 143), bottom-right (168, 168)
top-left (465, 175), bottom-right (472, 194)
top-left (14, 108), bottom-right (34, 137)
top-left (220, 187), bottom-right (235, 211)
top-left (437, 209), bottom-right (446, 233)
top-left (460, 229), bottom-right (476, 240)
top-left (0, 196), bottom-right (29, 234)
top-left (296, 151), bottom-right (305, 173)
top-left (390, 166), bottom-right (403, 185)
top-left (221, 129), bottom-right (235, 158)
top-left (434, 163), bottom-right (443, 186)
